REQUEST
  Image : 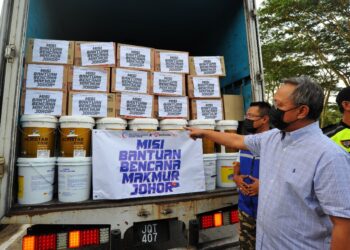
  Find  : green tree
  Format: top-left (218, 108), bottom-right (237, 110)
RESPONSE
top-left (259, 0), bottom-right (349, 126)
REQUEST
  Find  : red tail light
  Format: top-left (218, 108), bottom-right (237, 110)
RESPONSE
top-left (230, 210), bottom-right (239, 224)
top-left (81, 229), bottom-right (99, 246)
top-left (22, 235), bottom-right (56, 250)
top-left (201, 214), bottom-right (214, 229)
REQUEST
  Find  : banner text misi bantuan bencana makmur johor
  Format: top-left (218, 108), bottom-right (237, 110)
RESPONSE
top-left (92, 130), bottom-right (206, 200)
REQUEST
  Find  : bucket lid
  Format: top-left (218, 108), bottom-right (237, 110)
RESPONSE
top-left (57, 157), bottom-right (92, 164)
top-left (96, 117), bottom-right (127, 125)
top-left (216, 120), bottom-right (238, 127)
top-left (203, 153), bottom-right (217, 160)
top-left (17, 157), bottom-right (56, 165)
top-left (189, 119), bottom-right (216, 127)
top-left (217, 153), bottom-right (239, 159)
top-left (128, 118), bottom-right (159, 126)
top-left (59, 116), bottom-right (95, 125)
top-left (160, 119), bottom-right (187, 126)
top-left (20, 115), bottom-right (58, 124)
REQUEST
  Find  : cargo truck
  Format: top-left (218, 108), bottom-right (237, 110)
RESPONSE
top-left (0, 0), bottom-right (264, 249)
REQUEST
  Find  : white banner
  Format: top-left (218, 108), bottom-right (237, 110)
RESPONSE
top-left (153, 72), bottom-right (183, 96)
top-left (119, 45), bottom-right (151, 70)
top-left (32, 39), bottom-right (69, 64)
top-left (72, 93), bottom-right (108, 117)
top-left (158, 96), bottom-right (188, 118)
top-left (194, 56), bottom-right (223, 76)
top-left (92, 130), bottom-right (205, 200)
top-left (193, 77), bottom-right (220, 98)
top-left (160, 52), bottom-right (189, 73)
top-left (80, 42), bottom-right (115, 66)
top-left (26, 64), bottom-right (64, 89)
top-left (196, 99), bottom-right (223, 120)
top-left (120, 93), bottom-right (153, 117)
top-left (24, 89), bottom-right (63, 116)
top-left (72, 67), bottom-right (108, 91)
top-left (115, 68), bottom-right (148, 93)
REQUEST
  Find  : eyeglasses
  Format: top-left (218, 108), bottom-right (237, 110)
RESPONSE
top-left (244, 114), bottom-right (263, 119)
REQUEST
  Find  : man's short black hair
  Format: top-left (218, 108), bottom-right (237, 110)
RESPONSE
top-left (250, 101), bottom-right (271, 116)
top-left (336, 87), bottom-right (350, 113)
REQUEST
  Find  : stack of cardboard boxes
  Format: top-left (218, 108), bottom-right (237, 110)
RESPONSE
top-left (22, 38), bottom-right (231, 122)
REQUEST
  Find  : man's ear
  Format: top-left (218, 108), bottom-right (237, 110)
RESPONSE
top-left (297, 105), bottom-right (309, 119)
top-left (262, 115), bottom-right (270, 124)
top-left (342, 101), bottom-right (350, 112)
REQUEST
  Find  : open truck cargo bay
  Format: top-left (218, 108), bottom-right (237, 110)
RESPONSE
top-left (0, 0), bottom-right (263, 244)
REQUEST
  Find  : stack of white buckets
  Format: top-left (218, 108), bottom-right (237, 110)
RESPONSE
top-left (17, 115), bottom-right (236, 205)
top-left (189, 120), bottom-right (238, 191)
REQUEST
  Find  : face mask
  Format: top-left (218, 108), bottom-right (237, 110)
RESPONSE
top-left (269, 106), bottom-right (299, 130)
top-left (243, 119), bottom-right (258, 134)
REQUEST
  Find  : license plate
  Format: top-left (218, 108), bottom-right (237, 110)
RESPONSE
top-left (133, 220), bottom-right (170, 245)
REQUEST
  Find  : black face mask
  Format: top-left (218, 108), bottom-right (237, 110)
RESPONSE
top-left (269, 106), bottom-right (300, 130)
top-left (243, 119), bottom-right (258, 134)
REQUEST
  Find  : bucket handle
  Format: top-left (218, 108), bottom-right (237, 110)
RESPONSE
top-left (19, 127), bottom-right (56, 137)
top-left (58, 127), bottom-right (92, 137)
top-left (29, 163), bottom-right (55, 185)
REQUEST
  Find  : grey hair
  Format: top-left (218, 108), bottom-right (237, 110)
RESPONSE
top-left (283, 76), bottom-right (324, 120)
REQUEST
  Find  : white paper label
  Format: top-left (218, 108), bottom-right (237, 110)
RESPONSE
top-left (32, 39), bottom-right (69, 64)
top-left (120, 93), bottom-right (153, 117)
top-left (74, 149), bottom-right (86, 157)
top-left (72, 67), bottom-right (108, 91)
top-left (193, 77), bottom-right (220, 97)
top-left (115, 68), bottom-right (148, 93)
top-left (24, 89), bottom-right (63, 116)
top-left (80, 42), bottom-right (115, 66)
top-left (153, 72), bottom-right (183, 96)
top-left (72, 93), bottom-right (108, 117)
top-left (194, 57), bottom-right (223, 75)
top-left (119, 45), bottom-right (151, 70)
top-left (160, 52), bottom-right (189, 73)
top-left (158, 96), bottom-right (188, 118)
top-left (26, 64), bottom-right (64, 89)
top-left (37, 150), bottom-right (50, 158)
top-left (196, 100), bottom-right (223, 120)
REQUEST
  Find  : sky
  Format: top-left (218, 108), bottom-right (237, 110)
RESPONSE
top-left (256, 0), bottom-right (264, 8)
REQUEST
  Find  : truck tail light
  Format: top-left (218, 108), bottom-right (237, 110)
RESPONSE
top-left (23, 225), bottom-right (110, 250)
top-left (230, 209), bottom-right (239, 224)
top-left (200, 212), bottom-right (223, 229)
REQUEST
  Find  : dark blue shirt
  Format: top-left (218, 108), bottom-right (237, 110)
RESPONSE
top-left (238, 149), bottom-right (259, 219)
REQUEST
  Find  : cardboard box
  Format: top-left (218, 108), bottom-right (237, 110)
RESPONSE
top-left (74, 41), bottom-right (116, 67)
top-left (189, 56), bottom-right (226, 76)
top-left (151, 72), bottom-right (186, 96)
top-left (68, 91), bottom-right (115, 118)
top-left (115, 92), bottom-right (155, 119)
top-left (223, 95), bottom-right (244, 121)
top-left (21, 88), bottom-right (67, 116)
top-left (23, 64), bottom-right (68, 91)
top-left (155, 96), bottom-right (189, 119)
top-left (25, 38), bottom-right (74, 65)
top-left (187, 75), bottom-right (221, 98)
top-left (191, 99), bottom-right (224, 120)
top-left (154, 49), bottom-right (189, 74)
top-left (117, 43), bottom-right (154, 71)
top-left (68, 66), bottom-right (110, 92)
top-left (111, 68), bottom-right (151, 94)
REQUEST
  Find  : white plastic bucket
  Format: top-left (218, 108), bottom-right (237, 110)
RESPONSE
top-left (20, 115), bottom-right (58, 158)
top-left (59, 116), bottom-right (95, 157)
top-left (215, 120), bottom-right (239, 153)
top-left (189, 120), bottom-right (216, 154)
top-left (57, 157), bottom-right (92, 202)
top-left (128, 118), bottom-right (159, 131)
top-left (216, 153), bottom-right (238, 188)
top-left (17, 157), bottom-right (56, 205)
top-left (160, 119), bottom-right (187, 130)
top-left (96, 117), bottom-right (127, 130)
top-left (203, 154), bottom-right (217, 191)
